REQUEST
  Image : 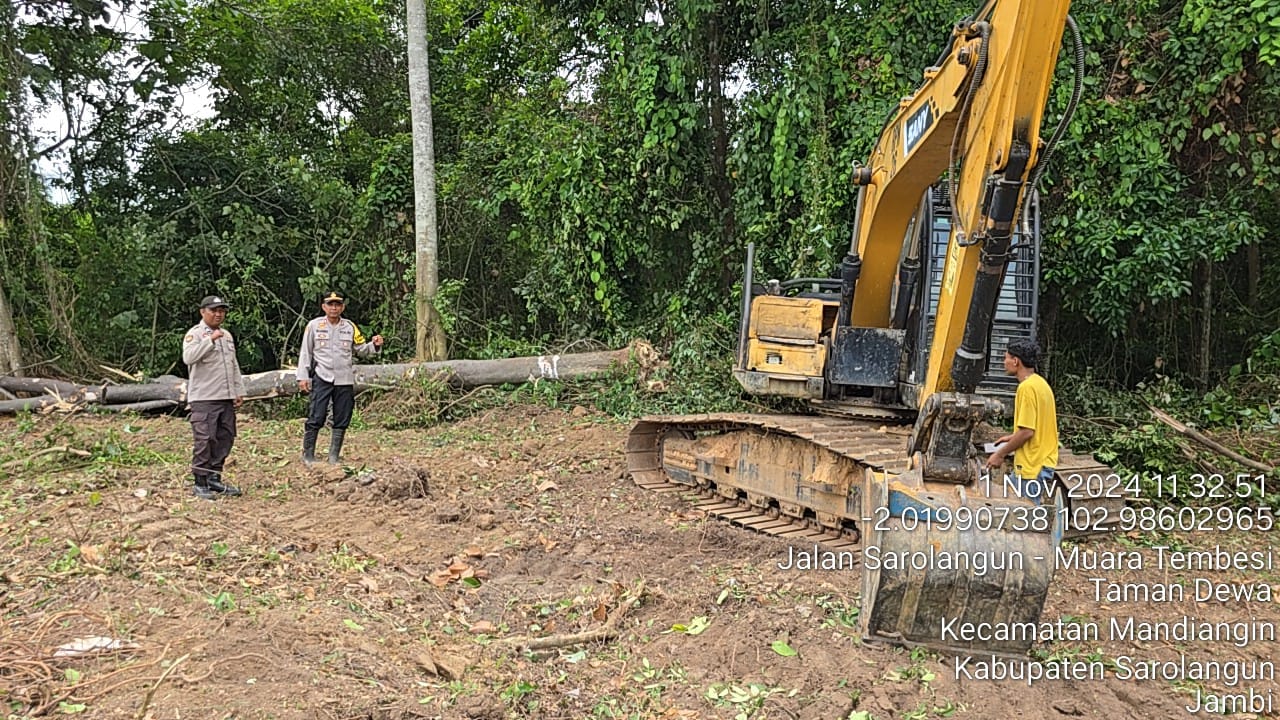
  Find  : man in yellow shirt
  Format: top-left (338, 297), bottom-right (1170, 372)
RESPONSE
top-left (985, 339), bottom-right (1059, 497)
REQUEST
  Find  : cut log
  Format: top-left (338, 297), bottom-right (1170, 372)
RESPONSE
top-left (0, 396), bottom-right (61, 414)
top-left (353, 345), bottom-right (647, 388)
top-left (100, 377), bottom-right (183, 404)
top-left (242, 344), bottom-right (647, 396)
top-left (0, 377), bottom-right (86, 398)
top-left (0, 342), bottom-right (655, 414)
top-left (97, 400), bottom-right (181, 413)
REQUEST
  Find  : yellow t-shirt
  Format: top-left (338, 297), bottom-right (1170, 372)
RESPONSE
top-left (1013, 373), bottom-right (1059, 477)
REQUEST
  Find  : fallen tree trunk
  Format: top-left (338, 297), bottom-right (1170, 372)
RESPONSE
top-left (0, 377), bottom-right (84, 398)
top-left (241, 344), bottom-right (649, 397)
top-left (0, 342), bottom-right (654, 415)
top-left (96, 400), bottom-right (181, 413)
top-left (0, 395), bottom-right (62, 414)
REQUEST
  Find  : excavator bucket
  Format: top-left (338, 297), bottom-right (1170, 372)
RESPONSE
top-left (860, 467), bottom-right (1062, 654)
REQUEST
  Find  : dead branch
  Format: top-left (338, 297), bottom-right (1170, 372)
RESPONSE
top-left (94, 400), bottom-right (179, 413)
top-left (437, 384), bottom-right (495, 416)
top-left (1148, 405), bottom-right (1276, 475)
top-left (0, 355), bottom-right (61, 378)
top-left (0, 445), bottom-right (93, 470)
top-left (1176, 440), bottom-right (1219, 476)
top-left (178, 652), bottom-right (274, 683)
top-left (100, 365), bottom-right (141, 383)
top-left (498, 582), bottom-right (646, 651)
top-left (134, 652), bottom-right (188, 720)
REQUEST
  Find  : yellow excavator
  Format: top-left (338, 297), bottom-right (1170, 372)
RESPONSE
top-left (628, 0), bottom-right (1121, 655)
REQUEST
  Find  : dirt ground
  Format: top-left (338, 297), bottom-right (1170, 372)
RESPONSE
top-left (1, 404), bottom-right (1277, 719)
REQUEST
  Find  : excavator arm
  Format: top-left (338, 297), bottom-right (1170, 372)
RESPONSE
top-left (846, 0), bottom-right (1070, 400)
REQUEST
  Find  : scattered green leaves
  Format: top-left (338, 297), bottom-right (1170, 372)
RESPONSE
top-left (669, 616), bottom-right (711, 636)
top-left (770, 640), bottom-right (797, 657)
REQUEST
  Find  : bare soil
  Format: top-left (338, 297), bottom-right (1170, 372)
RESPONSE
top-left (1, 404), bottom-right (1276, 719)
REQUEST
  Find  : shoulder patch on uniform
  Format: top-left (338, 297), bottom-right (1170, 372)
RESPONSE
top-left (184, 333), bottom-right (194, 342)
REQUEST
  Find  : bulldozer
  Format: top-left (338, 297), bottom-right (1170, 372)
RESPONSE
top-left (627, 0), bottom-right (1123, 655)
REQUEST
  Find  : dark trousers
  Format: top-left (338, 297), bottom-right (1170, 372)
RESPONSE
top-left (190, 400), bottom-right (237, 478)
top-left (306, 377), bottom-right (354, 431)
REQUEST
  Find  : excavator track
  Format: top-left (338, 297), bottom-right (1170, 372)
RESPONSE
top-left (626, 412), bottom-right (1124, 655)
top-left (627, 413), bottom-right (1121, 545)
top-left (627, 413), bottom-right (912, 553)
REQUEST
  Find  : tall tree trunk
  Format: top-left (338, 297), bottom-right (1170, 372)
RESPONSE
top-left (1040, 285), bottom-right (1059, 379)
top-left (0, 273), bottom-right (22, 376)
top-left (1199, 259), bottom-right (1212, 387)
top-left (407, 0), bottom-right (447, 362)
top-left (706, 12), bottom-right (736, 289)
top-left (1246, 242), bottom-right (1260, 311)
top-left (0, 8), bottom-right (28, 376)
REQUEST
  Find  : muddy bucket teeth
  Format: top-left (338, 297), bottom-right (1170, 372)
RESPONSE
top-left (860, 470), bottom-right (1060, 654)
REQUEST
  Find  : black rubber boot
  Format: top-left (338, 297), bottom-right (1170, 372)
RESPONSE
top-left (302, 427), bottom-right (319, 466)
top-left (193, 475), bottom-right (217, 500)
top-left (207, 472), bottom-right (242, 497)
top-left (327, 428), bottom-right (346, 464)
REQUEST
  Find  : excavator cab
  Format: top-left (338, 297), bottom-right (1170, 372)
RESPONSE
top-left (734, 183), bottom-right (1040, 415)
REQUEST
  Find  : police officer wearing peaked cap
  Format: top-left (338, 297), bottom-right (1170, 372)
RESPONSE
top-left (297, 291), bottom-right (383, 465)
top-left (183, 294), bottom-right (247, 499)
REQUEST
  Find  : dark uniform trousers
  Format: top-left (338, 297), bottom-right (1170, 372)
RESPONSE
top-left (190, 399), bottom-right (237, 477)
top-left (306, 377), bottom-right (354, 432)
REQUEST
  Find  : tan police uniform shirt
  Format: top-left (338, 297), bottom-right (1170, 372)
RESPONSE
top-left (296, 317), bottom-right (378, 385)
top-left (183, 321), bottom-right (247, 402)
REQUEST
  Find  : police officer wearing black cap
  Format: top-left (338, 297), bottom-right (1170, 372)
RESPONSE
top-left (182, 295), bottom-right (246, 499)
top-left (296, 292), bottom-right (383, 465)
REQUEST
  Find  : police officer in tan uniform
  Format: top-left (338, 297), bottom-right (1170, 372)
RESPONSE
top-left (183, 295), bottom-right (246, 498)
top-left (297, 292), bottom-right (382, 464)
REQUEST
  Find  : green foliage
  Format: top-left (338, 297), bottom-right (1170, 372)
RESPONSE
top-left (734, 0), bottom-right (973, 281)
top-left (88, 429), bottom-right (178, 468)
top-left (460, 0), bottom-right (729, 337)
top-left (1057, 373), bottom-right (1190, 476)
top-left (206, 591), bottom-right (237, 612)
top-left (1058, 357), bottom-right (1280, 497)
top-left (5, 0), bottom-right (1280, 435)
top-left (1045, 0), bottom-right (1280, 381)
top-left (583, 313), bottom-right (751, 418)
top-left (1190, 334), bottom-right (1280, 435)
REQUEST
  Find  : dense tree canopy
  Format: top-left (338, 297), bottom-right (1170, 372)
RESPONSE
top-left (2, 0), bottom-right (1278, 391)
